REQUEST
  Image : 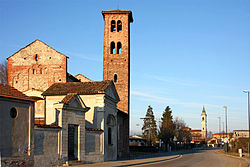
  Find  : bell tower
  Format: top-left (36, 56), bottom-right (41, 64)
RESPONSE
top-left (102, 9), bottom-right (133, 157)
top-left (201, 106), bottom-right (207, 139)
top-left (102, 9), bottom-right (133, 114)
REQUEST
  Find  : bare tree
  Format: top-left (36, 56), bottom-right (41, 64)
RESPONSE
top-left (0, 60), bottom-right (8, 84)
top-left (174, 117), bottom-right (192, 143)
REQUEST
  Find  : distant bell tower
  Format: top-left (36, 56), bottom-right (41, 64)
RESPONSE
top-left (201, 106), bottom-right (207, 139)
top-left (102, 9), bottom-right (133, 114)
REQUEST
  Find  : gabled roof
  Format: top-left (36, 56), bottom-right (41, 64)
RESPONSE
top-left (75, 74), bottom-right (92, 82)
top-left (42, 80), bottom-right (114, 96)
top-left (102, 9), bottom-right (133, 22)
top-left (0, 84), bottom-right (35, 102)
top-left (60, 93), bottom-right (77, 104)
top-left (67, 73), bottom-right (81, 82)
top-left (7, 39), bottom-right (68, 59)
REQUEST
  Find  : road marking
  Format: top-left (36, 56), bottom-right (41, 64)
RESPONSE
top-left (127, 155), bottom-right (183, 167)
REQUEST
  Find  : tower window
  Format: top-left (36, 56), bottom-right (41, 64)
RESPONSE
top-left (202, 117), bottom-right (204, 121)
top-left (111, 20), bottom-right (116, 32)
top-left (114, 74), bottom-right (117, 83)
top-left (33, 69), bottom-right (35, 74)
top-left (35, 54), bottom-right (38, 61)
top-left (117, 20), bottom-right (122, 32)
top-left (110, 42), bottom-right (115, 54)
top-left (117, 42), bottom-right (122, 54)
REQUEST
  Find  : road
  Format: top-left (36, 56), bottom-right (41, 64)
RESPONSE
top-left (78, 149), bottom-right (248, 167)
top-left (141, 149), bottom-right (248, 167)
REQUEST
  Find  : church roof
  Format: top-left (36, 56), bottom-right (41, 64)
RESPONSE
top-left (67, 73), bottom-right (81, 82)
top-left (7, 39), bottom-right (68, 59)
top-left (75, 74), bottom-right (92, 82)
top-left (0, 84), bottom-right (35, 102)
top-left (42, 80), bottom-right (113, 96)
top-left (102, 9), bottom-right (133, 22)
top-left (202, 106), bottom-right (206, 114)
top-left (60, 93), bottom-right (77, 104)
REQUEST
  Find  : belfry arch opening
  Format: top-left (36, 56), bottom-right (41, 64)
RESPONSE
top-left (110, 42), bottom-right (115, 54)
top-left (117, 20), bottom-right (122, 32)
top-left (111, 20), bottom-right (116, 32)
top-left (117, 42), bottom-right (122, 54)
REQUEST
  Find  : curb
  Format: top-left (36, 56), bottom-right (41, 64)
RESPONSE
top-left (74, 154), bottom-right (181, 167)
top-left (215, 151), bottom-right (250, 167)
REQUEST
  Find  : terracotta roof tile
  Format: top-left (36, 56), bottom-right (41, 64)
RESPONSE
top-left (102, 9), bottom-right (133, 22)
top-left (60, 93), bottom-right (77, 104)
top-left (29, 96), bottom-right (44, 101)
top-left (86, 128), bottom-right (104, 132)
top-left (35, 124), bottom-right (61, 129)
top-left (42, 80), bottom-right (113, 96)
top-left (0, 84), bottom-right (35, 102)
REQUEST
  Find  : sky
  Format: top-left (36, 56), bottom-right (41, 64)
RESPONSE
top-left (1, 0), bottom-right (250, 135)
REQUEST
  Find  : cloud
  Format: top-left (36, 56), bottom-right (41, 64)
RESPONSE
top-left (146, 74), bottom-right (230, 88)
top-left (131, 90), bottom-right (221, 109)
top-left (64, 51), bottom-right (101, 62)
top-left (150, 75), bottom-right (198, 87)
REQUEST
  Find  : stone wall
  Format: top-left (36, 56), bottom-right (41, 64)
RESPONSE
top-left (34, 127), bottom-right (62, 167)
top-left (0, 97), bottom-right (34, 157)
top-left (61, 108), bottom-right (85, 161)
top-left (85, 131), bottom-right (104, 163)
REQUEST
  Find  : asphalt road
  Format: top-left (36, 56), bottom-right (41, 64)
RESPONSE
top-left (141, 149), bottom-right (248, 167)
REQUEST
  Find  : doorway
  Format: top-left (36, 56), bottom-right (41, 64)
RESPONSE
top-left (68, 124), bottom-right (78, 160)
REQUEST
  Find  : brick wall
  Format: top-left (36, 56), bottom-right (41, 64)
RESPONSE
top-left (8, 40), bottom-right (67, 92)
top-left (103, 13), bottom-right (131, 114)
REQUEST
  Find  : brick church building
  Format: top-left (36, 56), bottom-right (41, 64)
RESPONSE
top-left (2, 9), bottom-right (133, 166)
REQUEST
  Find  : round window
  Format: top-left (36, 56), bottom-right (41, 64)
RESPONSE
top-left (10, 107), bottom-right (17, 118)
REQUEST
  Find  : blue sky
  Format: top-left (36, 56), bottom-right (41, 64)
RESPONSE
top-left (1, 0), bottom-right (250, 134)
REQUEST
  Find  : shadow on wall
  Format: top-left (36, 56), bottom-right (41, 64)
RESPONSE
top-left (34, 130), bottom-right (44, 155)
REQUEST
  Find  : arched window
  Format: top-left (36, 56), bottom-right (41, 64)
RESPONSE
top-left (110, 42), bottom-right (115, 54)
top-left (114, 74), bottom-right (117, 83)
top-left (111, 20), bottom-right (116, 32)
top-left (117, 20), bottom-right (122, 32)
top-left (117, 42), bottom-right (122, 54)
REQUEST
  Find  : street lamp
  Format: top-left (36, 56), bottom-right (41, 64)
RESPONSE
top-left (218, 117), bottom-right (221, 144)
top-left (243, 90), bottom-right (250, 153)
top-left (223, 106), bottom-right (228, 152)
top-left (223, 106), bottom-right (228, 137)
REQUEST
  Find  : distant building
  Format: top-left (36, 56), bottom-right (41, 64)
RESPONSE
top-left (129, 136), bottom-right (146, 146)
top-left (233, 130), bottom-right (249, 139)
top-left (190, 107), bottom-right (207, 143)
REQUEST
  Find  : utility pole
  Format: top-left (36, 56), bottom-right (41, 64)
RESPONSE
top-left (243, 90), bottom-right (250, 154)
top-left (218, 117), bottom-right (221, 144)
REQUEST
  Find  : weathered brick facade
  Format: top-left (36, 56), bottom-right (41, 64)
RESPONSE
top-left (8, 40), bottom-right (67, 92)
top-left (102, 9), bottom-right (133, 157)
top-left (102, 10), bottom-right (133, 114)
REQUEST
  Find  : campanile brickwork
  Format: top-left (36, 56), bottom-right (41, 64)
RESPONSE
top-left (102, 10), bottom-right (133, 114)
